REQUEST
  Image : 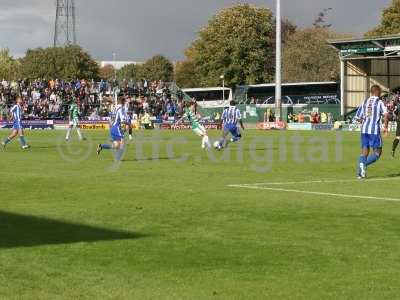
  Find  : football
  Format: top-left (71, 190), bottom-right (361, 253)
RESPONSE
top-left (213, 140), bottom-right (222, 150)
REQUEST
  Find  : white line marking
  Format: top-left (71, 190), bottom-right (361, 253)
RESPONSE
top-left (228, 184), bottom-right (400, 203)
top-left (241, 177), bottom-right (400, 186)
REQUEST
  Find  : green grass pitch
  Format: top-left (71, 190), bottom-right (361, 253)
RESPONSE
top-left (1, 129), bottom-right (400, 299)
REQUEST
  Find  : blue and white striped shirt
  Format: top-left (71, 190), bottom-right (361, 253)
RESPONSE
top-left (355, 96), bottom-right (387, 135)
top-left (10, 104), bottom-right (22, 124)
top-left (222, 106), bottom-right (241, 125)
top-left (123, 103), bottom-right (130, 121)
top-left (112, 106), bottom-right (126, 127)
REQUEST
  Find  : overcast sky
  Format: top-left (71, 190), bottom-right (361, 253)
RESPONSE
top-left (0, 0), bottom-right (391, 61)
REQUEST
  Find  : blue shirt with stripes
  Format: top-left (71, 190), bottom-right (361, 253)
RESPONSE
top-left (355, 96), bottom-right (387, 135)
top-left (123, 103), bottom-right (131, 122)
top-left (111, 106), bottom-right (126, 128)
top-left (11, 104), bottom-right (22, 125)
top-left (222, 106), bottom-right (241, 125)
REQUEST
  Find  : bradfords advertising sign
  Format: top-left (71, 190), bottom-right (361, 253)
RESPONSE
top-left (53, 120), bottom-right (110, 130)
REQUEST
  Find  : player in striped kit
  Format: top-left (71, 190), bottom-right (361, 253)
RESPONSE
top-left (216, 100), bottom-right (245, 150)
top-left (1, 96), bottom-right (30, 150)
top-left (354, 85), bottom-right (388, 179)
top-left (174, 101), bottom-right (211, 150)
top-left (96, 97), bottom-right (128, 161)
top-left (123, 98), bottom-right (133, 141)
top-left (65, 99), bottom-right (85, 141)
top-left (391, 97), bottom-right (400, 157)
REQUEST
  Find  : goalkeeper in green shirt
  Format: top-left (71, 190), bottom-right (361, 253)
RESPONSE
top-left (66, 99), bottom-right (85, 141)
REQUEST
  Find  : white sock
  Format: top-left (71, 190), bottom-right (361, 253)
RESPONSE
top-left (204, 136), bottom-right (211, 148)
top-left (66, 128), bottom-right (72, 140)
top-left (201, 136), bottom-right (206, 148)
top-left (76, 128), bottom-right (83, 140)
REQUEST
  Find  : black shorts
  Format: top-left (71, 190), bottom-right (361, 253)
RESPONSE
top-left (397, 121), bottom-right (400, 137)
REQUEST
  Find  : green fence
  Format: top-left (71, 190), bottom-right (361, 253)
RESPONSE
top-left (174, 82), bottom-right (341, 123)
top-left (198, 104), bottom-right (341, 124)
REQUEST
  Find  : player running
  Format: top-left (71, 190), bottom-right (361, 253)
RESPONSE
top-left (216, 100), bottom-right (245, 150)
top-left (124, 98), bottom-right (133, 141)
top-left (96, 97), bottom-right (128, 161)
top-left (1, 96), bottom-right (30, 150)
top-left (174, 101), bottom-right (211, 150)
top-left (391, 96), bottom-right (400, 157)
top-left (65, 99), bottom-right (85, 141)
top-left (355, 85), bottom-right (388, 179)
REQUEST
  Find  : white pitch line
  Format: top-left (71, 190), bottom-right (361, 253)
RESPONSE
top-left (228, 184), bottom-right (400, 203)
top-left (244, 177), bottom-right (400, 186)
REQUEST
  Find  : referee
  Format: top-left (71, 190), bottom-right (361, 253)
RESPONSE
top-left (392, 98), bottom-right (400, 157)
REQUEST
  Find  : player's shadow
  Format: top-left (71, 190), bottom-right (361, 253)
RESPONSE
top-left (369, 173), bottom-right (400, 179)
top-left (122, 156), bottom-right (174, 162)
top-left (384, 173), bottom-right (400, 178)
top-left (253, 147), bottom-right (279, 151)
top-left (0, 210), bottom-right (146, 249)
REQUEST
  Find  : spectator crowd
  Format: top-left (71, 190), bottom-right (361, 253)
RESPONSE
top-left (383, 93), bottom-right (400, 122)
top-left (0, 78), bottom-right (184, 122)
top-left (287, 111), bottom-right (333, 124)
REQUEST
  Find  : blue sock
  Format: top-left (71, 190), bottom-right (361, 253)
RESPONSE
top-left (115, 147), bottom-right (125, 161)
top-left (19, 136), bottom-right (27, 146)
top-left (101, 144), bottom-right (112, 150)
top-left (366, 154), bottom-right (380, 166)
top-left (3, 137), bottom-right (11, 145)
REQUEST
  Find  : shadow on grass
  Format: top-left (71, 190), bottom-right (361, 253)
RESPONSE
top-left (253, 147), bottom-right (279, 151)
top-left (383, 173), bottom-right (400, 178)
top-left (369, 173), bottom-right (400, 179)
top-left (122, 157), bottom-right (175, 162)
top-left (0, 210), bottom-right (146, 249)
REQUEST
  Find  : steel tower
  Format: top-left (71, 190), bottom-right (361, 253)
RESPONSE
top-left (53, 0), bottom-right (77, 47)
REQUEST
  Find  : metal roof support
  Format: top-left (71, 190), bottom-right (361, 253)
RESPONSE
top-left (342, 55), bottom-right (400, 61)
top-left (340, 57), bottom-right (345, 117)
top-left (372, 41), bottom-right (384, 48)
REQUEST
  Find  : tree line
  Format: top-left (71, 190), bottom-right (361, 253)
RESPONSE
top-left (0, 46), bottom-right (175, 83)
top-left (1, 1), bottom-right (398, 87)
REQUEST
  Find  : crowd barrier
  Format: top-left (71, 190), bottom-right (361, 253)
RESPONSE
top-left (0, 120), bottom-right (221, 131)
top-left (0, 120), bottom-right (54, 130)
top-left (1, 120), bottom-right (395, 132)
top-left (161, 123), bottom-right (221, 130)
top-left (256, 121), bottom-right (286, 130)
